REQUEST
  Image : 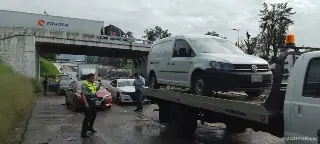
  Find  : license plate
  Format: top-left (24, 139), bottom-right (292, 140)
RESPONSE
top-left (251, 75), bottom-right (263, 82)
top-left (95, 101), bottom-right (101, 105)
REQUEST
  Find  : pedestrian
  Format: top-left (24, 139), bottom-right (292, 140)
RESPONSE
top-left (81, 73), bottom-right (102, 137)
top-left (133, 72), bottom-right (145, 112)
top-left (42, 77), bottom-right (48, 95)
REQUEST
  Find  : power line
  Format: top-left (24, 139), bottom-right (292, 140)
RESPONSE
top-left (232, 0), bottom-right (305, 26)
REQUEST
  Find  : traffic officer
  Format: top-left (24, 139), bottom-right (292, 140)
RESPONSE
top-left (133, 72), bottom-right (145, 112)
top-left (81, 73), bottom-right (102, 137)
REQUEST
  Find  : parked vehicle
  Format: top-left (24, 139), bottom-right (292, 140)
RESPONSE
top-left (65, 81), bottom-right (112, 111)
top-left (147, 34), bottom-right (272, 97)
top-left (77, 64), bottom-right (98, 81)
top-left (57, 79), bottom-right (74, 96)
top-left (55, 73), bottom-right (71, 83)
top-left (144, 34), bottom-right (320, 143)
top-left (108, 79), bottom-right (150, 104)
top-left (48, 79), bottom-right (58, 92)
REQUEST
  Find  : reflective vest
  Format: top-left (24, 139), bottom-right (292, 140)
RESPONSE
top-left (83, 80), bottom-right (97, 94)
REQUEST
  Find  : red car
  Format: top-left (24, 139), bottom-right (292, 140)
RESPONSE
top-left (65, 81), bottom-right (112, 111)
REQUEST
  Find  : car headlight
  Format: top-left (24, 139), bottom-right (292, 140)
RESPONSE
top-left (209, 61), bottom-right (234, 71)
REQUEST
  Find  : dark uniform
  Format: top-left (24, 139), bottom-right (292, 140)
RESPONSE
top-left (42, 78), bottom-right (48, 95)
top-left (81, 80), bottom-right (101, 137)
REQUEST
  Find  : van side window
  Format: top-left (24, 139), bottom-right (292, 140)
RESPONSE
top-left (111, 80), bottom-right (117, 87)
top-left (173, 39), bottom-right (191, 57)
top-left (302, 58), bottom-right (320, 98)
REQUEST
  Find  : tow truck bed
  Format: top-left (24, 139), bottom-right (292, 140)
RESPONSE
top-left (143, 88), bottom-right (279, 124)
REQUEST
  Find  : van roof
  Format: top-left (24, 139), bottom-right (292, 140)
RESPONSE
top-left (153, 34), bottom-right (222, 45)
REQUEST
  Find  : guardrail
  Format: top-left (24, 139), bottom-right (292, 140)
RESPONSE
top-left (0, 27), bottom-right (152, 45)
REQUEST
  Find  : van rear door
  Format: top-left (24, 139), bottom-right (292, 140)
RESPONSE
top-left (285, 52), bottom-right (320, 143)
top-left (157, 40), bottom-right (174, 83)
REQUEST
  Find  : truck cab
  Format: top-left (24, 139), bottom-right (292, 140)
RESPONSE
top-left (284, 51), bottom-right (320, 143)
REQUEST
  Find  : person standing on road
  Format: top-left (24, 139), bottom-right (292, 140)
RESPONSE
top-left (133, 72), bottom-right (145, 112)
top-left (81, 73), bottom-right (102, 137)
top-left (42, 77), bottom-right (48, 95)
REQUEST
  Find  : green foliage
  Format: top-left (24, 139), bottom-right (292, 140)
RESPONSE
top-left (0, 62), bottom-right (36, 143)
top-left (205, 31), bottom-right (227, 39)
top-left (40, 57), bottom-right (59, 79)
top-left (239, 32), bottom-right (259, 55)
top-left (39, 52), bottom-right (58, 61)
top-left (143, 26), bottom-right (171, 43)
top-left (125, 31), bottom-right (134, 39)
top-left (258, 2), bottom-right (295, 59)
top-left (29, 78), bottom-right (42, 93)
top-left (85, 56), bottom-right (98, 64)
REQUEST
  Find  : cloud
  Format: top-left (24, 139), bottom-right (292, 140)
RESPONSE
top-left (0, 0), bottom-right (319, 46)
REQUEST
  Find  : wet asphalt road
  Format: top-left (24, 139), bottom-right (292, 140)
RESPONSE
top-left (22, 93), bottom-right (284, 144)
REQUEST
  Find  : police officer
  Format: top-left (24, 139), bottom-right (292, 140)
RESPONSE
top-left (81, 73), bottom-right (102, 137)
top-left (42, 77), bottom-right (48, 95)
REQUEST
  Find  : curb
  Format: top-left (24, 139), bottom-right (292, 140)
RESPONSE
top-left (8, 100), bottom-right (36, 144)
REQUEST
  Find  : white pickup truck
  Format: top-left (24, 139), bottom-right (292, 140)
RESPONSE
top-left (143, 36), bottom-right (320, 144)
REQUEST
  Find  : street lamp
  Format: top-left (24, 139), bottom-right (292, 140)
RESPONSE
top-left (232, 29), bottom-right (240, 46)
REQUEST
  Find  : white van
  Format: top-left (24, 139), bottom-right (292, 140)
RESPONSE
top-left (147, 34), bottom-right (272, 96)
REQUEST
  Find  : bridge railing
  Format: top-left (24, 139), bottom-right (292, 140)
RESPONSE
top-left (0, 27), bottom-right (153, 45)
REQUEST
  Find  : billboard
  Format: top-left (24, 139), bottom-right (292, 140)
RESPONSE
top-left (0, 10), bottom-right (104, 35)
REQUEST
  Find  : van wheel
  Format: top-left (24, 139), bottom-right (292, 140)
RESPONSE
top-left (192, 73), bottom-right (212, 96)
top-left (149, 73), bottom-right (160, 89)
top-left (246, 90), bottom-right (264, 97)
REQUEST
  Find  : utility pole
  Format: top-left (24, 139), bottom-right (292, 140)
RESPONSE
top-left (232, 29), bottom-right (240, 46)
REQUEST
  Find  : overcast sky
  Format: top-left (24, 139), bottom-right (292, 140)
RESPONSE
top-left (1, 0), bottom-right (320, 48)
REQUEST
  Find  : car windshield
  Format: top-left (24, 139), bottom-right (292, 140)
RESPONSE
top-left (117, 80), bottom-right (134, 87)
top-left (189, 38), bottom-right (245, 54)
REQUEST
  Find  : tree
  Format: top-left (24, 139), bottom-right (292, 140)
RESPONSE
top-left (125, 31), bottom-right (134, 39)
top-left (40, 52), bottom-right (58, 61)
top-left (143, 26), bottom-right (171, 43)
top-left (239, 31), bottom-right (259, 55)
top-left (85, 56), bottom-right (98, 64)
top-left (205, 31), bottom-right (226, 39)
top-left (258, 2), bottom-right (295, 59)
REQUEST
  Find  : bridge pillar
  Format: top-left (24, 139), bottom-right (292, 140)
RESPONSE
top-left (0, 35), bottom-right (37, 78)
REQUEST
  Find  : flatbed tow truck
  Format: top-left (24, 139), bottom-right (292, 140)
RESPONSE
top-left (143, 34), bottom-right (320, 143)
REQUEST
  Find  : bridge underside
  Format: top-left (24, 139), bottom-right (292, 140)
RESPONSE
top-left (37, 42), bottom-right (149, 58)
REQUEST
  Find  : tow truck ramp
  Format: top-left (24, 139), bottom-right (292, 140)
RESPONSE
top-left (143, 88), bottom-right (272, 124)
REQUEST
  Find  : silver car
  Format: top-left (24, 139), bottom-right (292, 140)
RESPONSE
top-left (57, 79), bottom-right (74, 96)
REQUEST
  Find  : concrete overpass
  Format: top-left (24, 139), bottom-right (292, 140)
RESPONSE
top-left (0, 27), bottom-right (151, 78)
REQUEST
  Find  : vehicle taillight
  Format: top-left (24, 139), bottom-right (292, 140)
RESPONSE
top-left (260, 115), bottom-right (265, 121)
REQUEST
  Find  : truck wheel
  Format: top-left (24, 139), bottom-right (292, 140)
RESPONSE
top-left (168, 104), bottom-right (197, 137)
top-left (149, 73), bottom-right (160, 89)
top-left (245, 90), bottom-right (264, 97)
top-left (226, 122), bottom-right (246, 133)
top-left (158, 102), bottom-right (170, 123)
top-left (192, 73), bottom-right (212, 96)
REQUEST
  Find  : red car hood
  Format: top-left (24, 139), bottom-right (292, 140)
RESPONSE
top-left (96, 89), bottom-right (111, 98)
